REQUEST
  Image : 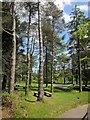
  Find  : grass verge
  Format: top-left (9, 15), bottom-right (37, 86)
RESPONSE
top-left (2, 84), bottom-right (89, 118)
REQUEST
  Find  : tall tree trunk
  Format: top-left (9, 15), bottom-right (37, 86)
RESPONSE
top-left (64, 77), bottom-right (65, 84)
top-left (74, 5), bottom-right (82, 92)
top-left (45, 41), bottom-right (48, 87)
top-left (77, 39), bottom-right (82, 92)
top-left (71, 66), bottom-right (73, 84)
top-left (82, 60), bottom-right (87, 87)
top-left (29, 53), bottom-right (32, 88)
top-left (72, 76), bottom-right (73, 84)
top-left (51, 19), bottom-right (54, 93)
top-left (85, 78), bottom-right (88, 87)
top-left (85, 61), bottom-right (88, 87)
top-left (29, 37), bottom-right (35, 87)
top-left (82, 61), bottom-right (85, 85)
top-left (63, 64), bottom-right (66, 84)
top-left (76, 70), bottom-right (78, 84)
top-left (2, 74), bottom-right (7, 90)
top-left (25, 29), bottom-right (30, 96)
top-left (2, 64), bottom-right (7, 90)
top-left (25, 6), bottom-right (31, 96)
top-left (9, 2), bottom-right (16, 94)
top-left (37, 1), bottom-right (44, 101)
top-left (51, 41), bottom-right (53, 93)
top-left (22, 72), bottom-right (24, 81)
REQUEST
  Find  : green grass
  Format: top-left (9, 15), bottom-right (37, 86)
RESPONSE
top-left (2, 83), bottom-right (89, 118)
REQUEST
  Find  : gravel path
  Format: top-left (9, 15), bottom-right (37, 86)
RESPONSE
top-left (60, 104), bottom-right (89, 119)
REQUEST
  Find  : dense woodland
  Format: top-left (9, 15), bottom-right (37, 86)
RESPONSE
top-left (2, 1), bottom-right (90, 104)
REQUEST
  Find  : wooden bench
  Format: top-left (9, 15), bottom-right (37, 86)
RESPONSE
top-left (23, 87), bottom-right (26, 89)
top-left (14, 87), bottom-right (18, 90)
top-left (44, 91), bottom-right (52, 97)
top-left (16, 85), bottom-right (20, 87)
top-left (34, 91), bottom-right (52, 97)
top-left (34, 92), bottom-right (38, 97)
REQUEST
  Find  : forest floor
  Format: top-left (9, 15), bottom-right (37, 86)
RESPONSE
top-left (2, 95), bottom-right (15, 118)
top-left (2, 83), bottom-right (90, 118)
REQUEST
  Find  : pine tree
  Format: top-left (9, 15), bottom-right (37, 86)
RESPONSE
top-left (8, 2), bottom-right (16, 94)
top-left (67, 5), bottom-right (86, 92)
top-left (37, 1), bottom-right (44, 101)
top-left (42, 2), bottom-right (64, 93)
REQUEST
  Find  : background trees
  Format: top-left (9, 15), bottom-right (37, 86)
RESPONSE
top-left (2, 2), bottom-right (90, 102)
top-left (42, 2), bottom-right (65, 93)
top-left (67, 5), bottom-right (89, 92)
top-left (73, 18), bottom-right (90, 87)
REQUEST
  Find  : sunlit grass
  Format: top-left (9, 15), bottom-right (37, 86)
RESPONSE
top-left (3, 83), bottom-right (89, 118)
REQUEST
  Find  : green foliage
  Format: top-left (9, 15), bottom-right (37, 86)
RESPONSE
top-left (67, 5), bottom-right (90, 85)
top-left (73, 20), bottom-right (90, 52)
top-left (42, 2), bottom-right (65, 85)
top-left (73, 24), bottom-right (88, 40)
top-left (3, 91), bottom-right (16, 101)
top-left (67, 5), bottom-right (86, 51)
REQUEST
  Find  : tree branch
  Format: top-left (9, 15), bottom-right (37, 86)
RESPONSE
top-left (0, 11), bottom-right (9, 14)
top-left (2, 28), bottom-right (13, 36)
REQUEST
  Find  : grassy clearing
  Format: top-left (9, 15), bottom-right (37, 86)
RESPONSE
top-left (2, 83), bottom-right (89, 118)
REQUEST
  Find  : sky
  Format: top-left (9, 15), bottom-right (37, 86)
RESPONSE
top-left (54, 0), bottom-right (89, 23)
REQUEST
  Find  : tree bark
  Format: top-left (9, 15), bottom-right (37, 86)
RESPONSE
top-left (64, 77), bottom-right (65, 84)
top-left (85, 78), bottom-right (88, 87)
top-left (51, 19), bottom-right (54, 93)
top-left (77, 39), bottom-right (82, 92)
top-left (76, 70), bottom-right (78, 84)
top-left (45, 42), bottom-right (48, 87)
top-left (74, 5), bottom-right (82, 92)
top-left (51, 41), bottom-right (53, 93)
top-left (63, 64), bottom-right (65, 84)
top-left (25, 5), bottom-right (31, 96)
top-left (2, 64), bottom-right (7, 90)
top-left (37, 1), bottom-right (44, 101)
top-left (29, 37), bottom-right (35, 88)
top-left (72, 76), bottom-right (73, 84)
top-left (25, 30), bottom-right (30, 96)
top-left (9, 2), bottom-right (16, 94)
top-left (2, 74), bottom-right (7, 90)
top-left (29, 53), bottom-right (32, 88)
top-left (85, 61), bottom-right (88, 87)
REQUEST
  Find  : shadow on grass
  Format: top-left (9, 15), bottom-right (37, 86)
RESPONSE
top-left (14, 85), bottom-right (26, 92)
top-left (54, 89), bottom-right (62, 92)
top-left (54, 85), bottom-right (90, 92)
top-left (15, 85), bottom-right (38, 92)
top-left (14, 87), bottom-right (25, 92)
top-left (54, 86), bottom-right (73, 92)
top-left (43, 89), bottom-right (50, 92)
top-left (74, 86), bottom-right (90, 91)
top-left (15, 85), bottom-right (26, 88)
top-left (25, 98), bottom-right (36, 103)
top-left (31, 87), bottom-right (38, 91)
